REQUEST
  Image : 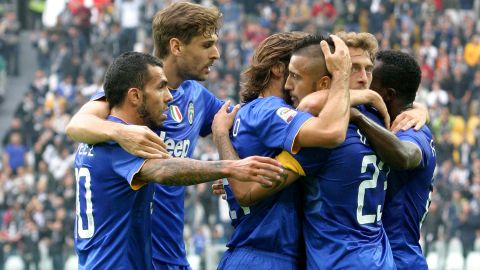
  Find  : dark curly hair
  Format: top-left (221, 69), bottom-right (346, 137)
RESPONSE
top-left (375, 50), bottom-right (421, 104)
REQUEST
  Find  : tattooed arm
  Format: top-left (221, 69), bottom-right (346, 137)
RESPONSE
top-left (134, 156), bottom-right (283, 186)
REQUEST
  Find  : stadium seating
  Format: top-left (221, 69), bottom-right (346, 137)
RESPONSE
top-left (65, 254), bottom-right (78, 270)
top-left (465, 251), bottom-right (480, 270)
top-left (445, 238), bottom-right (465, 270)
top-left (4, 255), bottom-right (24, 270)
top-left (426, 251), bottom-right (439, 270)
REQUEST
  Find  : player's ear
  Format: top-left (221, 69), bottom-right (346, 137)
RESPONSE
top-left (316, 76), bottom-right (331, 91)
top-left (271, 63), bottom-right (286, 79)
top-left (383, 87), bottom-right (396, 103)
top-left (170, 38), bottom-right (182, 56)
top-left (127, 87), bottom-right (142, 106)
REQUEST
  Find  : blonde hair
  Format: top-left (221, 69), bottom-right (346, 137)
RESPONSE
top-left (336, 31), bottom-right (379, 63)
top-left (152, 2), bottom-right (221, 59)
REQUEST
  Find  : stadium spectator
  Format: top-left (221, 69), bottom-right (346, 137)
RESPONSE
top-left (2, 132), bottom-right (27, 175)
top-left (1, 0), bottom-right (480, 268)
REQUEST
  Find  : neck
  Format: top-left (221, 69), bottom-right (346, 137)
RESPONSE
top-left (162, 57), bottom-right (183, 89)
top-left (261, 78), bottom-right (284, 98)
top-left (390, 100), bottom-right (413, 121)
top-left (111, 105), bottom-right (143, 126)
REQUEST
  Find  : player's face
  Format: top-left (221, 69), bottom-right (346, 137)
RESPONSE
top-left (176, 32), bottom-right (220, 81)
top-left (285, 54), bottom-right (318, 107)
top-left (349, 47), bottom-right (373, 90)
top-left (138, 65), bottom-right (173, 129)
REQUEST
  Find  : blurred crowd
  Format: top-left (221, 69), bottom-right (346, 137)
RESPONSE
top-left (0, 0), bottom-right (479, 269)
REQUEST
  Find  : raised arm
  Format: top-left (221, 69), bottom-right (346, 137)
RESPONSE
top-left (350, 108), bottom-right (421, 170)
top-left (293, 35), bottom-right (351, 150)
top-left (298, 89), bottom-right (390, 129)
top-left (66, 99), bottom-right (169, 159)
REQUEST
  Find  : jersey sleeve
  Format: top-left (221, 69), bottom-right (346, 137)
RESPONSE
top-left (199, 87), bottom-right (224, 137)
top-left (276, 147), bottom-right (330, 177)
top-left (255, 99), bottom-right (313, 153)
top-left (90, 89), bottom-right (106, 101)
top-left (111, 146), bottom-right (147, 190)
top-left (396, 128), bottom-right (428, 169)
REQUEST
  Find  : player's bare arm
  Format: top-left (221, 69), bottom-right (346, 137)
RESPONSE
top-left (66, 99), bottom-right (169, 159)
top-left (293, 35), bottom-right (351, 150)
top-left (298, 89), bottom-right (390, 128)
top-left (350, 107), bottom-right (422, 170)
top-left (390, 102), bottom-right (429, 133)
top-left (135, 156), bottom-right (284, 187)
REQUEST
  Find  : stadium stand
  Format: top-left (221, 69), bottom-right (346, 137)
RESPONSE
top-left (0, 0), bottom-right (479, 269)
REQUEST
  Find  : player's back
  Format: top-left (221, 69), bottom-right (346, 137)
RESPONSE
top-left (294, 106), bottom-right (395, 270)
top-left (382, 126), bottom-right (436, 270)
top-left (221, 96), bottom-right (313, 267)
top-left (74, 116), bottom-right (154, 269)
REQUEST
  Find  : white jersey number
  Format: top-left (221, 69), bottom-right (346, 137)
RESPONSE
top-left (75, 167), bottom-right (95, 238)
top-left (357, 155), bottom-right (385, 225)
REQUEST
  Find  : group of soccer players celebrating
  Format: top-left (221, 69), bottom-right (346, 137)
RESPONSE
top-left (67, 2), bottom-right (436, 270)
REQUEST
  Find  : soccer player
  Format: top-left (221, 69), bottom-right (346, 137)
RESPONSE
top-left (66, 3), bottom-right (225, 269)
top-left (74, 52), bottom-right (284, 269)
top-left (213, 33), bottom-right (431, 269)
top-left (350, 50), bottom-right (436, 269)
top-left (213, 34), bottom-right (395, 270)
top-left (280, 36), bottom-right (394, 269)
top-left (211, 33), bottom-right (355, 270)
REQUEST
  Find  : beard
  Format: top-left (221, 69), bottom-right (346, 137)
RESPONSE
top-left (178, 63), bottom-right (206, 82)
top-left (282, 88), bottom-right (294, 106)
top-left (137, 100), bottom-right (162, 130)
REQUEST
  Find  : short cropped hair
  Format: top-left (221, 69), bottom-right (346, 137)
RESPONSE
top-left (104, 52), bottom-right (163, 108)
top-left (375, 50), bottom-right (421, 103)
top-left (291, 34), bottom-right (335, 77)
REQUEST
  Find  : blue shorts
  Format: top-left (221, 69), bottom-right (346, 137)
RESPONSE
top-left (218, 247), bottom-right (299, 270)
top-left (154, 262), bottom-right (192, 270)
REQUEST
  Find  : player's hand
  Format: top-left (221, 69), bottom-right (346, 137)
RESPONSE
top-left (390, 105), bottom-right (428, 133)
top-left (322, 35), bottom-right (351, 79)
top-left (226, 156), bottom-right (284, 187)
top-left (212, 100), bottom-right (240, 137)
top-left (115, 125), bottom-right (170, 159)
top-left (211, 179), bottom-right (226, 199)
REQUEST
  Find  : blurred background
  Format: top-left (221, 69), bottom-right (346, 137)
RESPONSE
top-left (0, 0), bottom-right (479, 269)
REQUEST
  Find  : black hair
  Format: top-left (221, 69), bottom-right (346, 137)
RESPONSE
top-left (292, 34), bottom-right (334, 57)
top-left (104, 52), bottom-right (163, 108)
top-left (375, 50), bottom-right (421, 103)
top-left (291, 34), bottom-right (335, 76)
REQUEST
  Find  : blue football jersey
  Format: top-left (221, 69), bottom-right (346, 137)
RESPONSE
top-left (74, 116), bottom-right (154, 270)
top-left (223, 96), bottom-right (313, 262)
top-left (286, 106), bottom-right (396, 270)
top-left (382, 127), bottom-right (436, 270)
top-left (92, 80), bottom-right (223, 267)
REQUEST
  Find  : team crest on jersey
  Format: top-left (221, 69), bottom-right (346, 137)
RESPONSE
top-left (276, 107), bottom-right (297, 123)
top-left (169, 105), bottom-right (183, 123)
top-left (188, 102), bottom-right (194, 125)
